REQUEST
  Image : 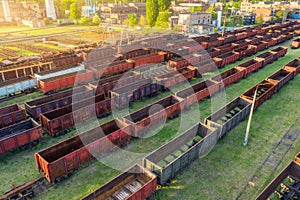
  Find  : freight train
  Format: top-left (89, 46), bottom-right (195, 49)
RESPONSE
top-left (0, 21), bottom-right (299, 200)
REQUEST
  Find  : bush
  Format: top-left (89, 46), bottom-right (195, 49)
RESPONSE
top-left (43, 18), bottom-right (51, 25)
top-left (79, 17), bottom-right (91, 25)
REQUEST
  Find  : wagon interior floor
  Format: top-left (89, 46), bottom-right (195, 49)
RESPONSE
top-left (156, 135), bottom-right (202, 167)
top-left (109, 178), bottom-right (144, 200)
top-left (216, 106), bottom-right (243, 124)
top-left (0, 121), bottom-right (33, 140)
top-left (270, 74), bottom-right (287, 81)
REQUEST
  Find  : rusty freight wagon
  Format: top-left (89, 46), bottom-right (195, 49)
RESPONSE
top-left (290, 38), bottom-right (300, 49)
top-left (0, 118), bottom-right (42, 155)
top-left (254, 51), bottom-right (277, 67)
top-left (155, 67), bottom-right (194, 90)
top-left (249, 41), bottom-right (267, 53)
top-left (210, 67), bottom-right (245, 87)
top-left (25, 86), bottom-right (94, 120)
top-left (143, 122), bottom-right (217, 185)
top-left (123, 95), bottom-right (183, 137)
top-left (241, 80), bottom-right (276, 110)
top-left (90, 60), bottom-right (134, 78)
top-left (38, 70), bottom-right (94, 93)
top-left (0, 104), bottom-right (26, 128)
top-left (235, 59), bottom-right (263, 77)
top-left (214, 44), bottom-right (235, 55)
top-left (283, 58), bottom-right (300, 77)
top-left (233, 45), bottom-right (256, 58)
top-left (269, 46), bottom-right (288, 60)
top-left (266, 69), bottom-right (294, 92)
top-left (213, 52), bottom-right (240, 68)
top-left (256, 161), bottom-right (300, 200)
top-left (231, 40), bottom-right (251, 49)
top-left (128, 53), bottom-right (165, 68)
top-left (191, 60), bottom-right (217, 75)
top-left (35, 119), bottom-right (131, 183)
top-left (110, 79), bottom-right (158, 109)
top-left (89, 72), bottom-right (143, 96)
top-left (204, 97), bottom-right (252, 138)
top-left (81, 164), bottom-right (157, 200)
top-left (40, 94), bottom-right (111, 136)
top-left (175, 80), bottom-right (221, 108)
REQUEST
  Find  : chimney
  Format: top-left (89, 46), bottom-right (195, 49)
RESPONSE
top-left (2, 0), bottom-right (12, 22)
top-left (45, 0), bottom-right (56, 20)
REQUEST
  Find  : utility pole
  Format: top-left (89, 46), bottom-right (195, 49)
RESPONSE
top-left (222, 0), bottom-right (227, 37)
top-left (243, 85), bottom-right (258, 146)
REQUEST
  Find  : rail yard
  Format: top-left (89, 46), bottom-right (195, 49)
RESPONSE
top-left (0, 21), bottom-right (300, 200)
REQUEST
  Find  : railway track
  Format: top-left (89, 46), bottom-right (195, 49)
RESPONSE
top-left (236, 115), bottom-right (300, 200)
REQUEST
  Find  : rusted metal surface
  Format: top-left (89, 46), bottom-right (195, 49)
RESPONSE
top-left (0, 118), bottom-right (42, 155)
top-left (35, 119), bottom-right (131, 183)
top-left (236, 59), bottom-right (263, 77)
top-left (211, 67), bottom-right (245, 87)
top-left (283, 58), bottom-right (300, 77)
top-left (81, 164), bottom-right (157, 200)
top-left (267, 69), bottom-right (294, 92)
top-left (256, 161), bottom-right (300, 200)
top-left (123, 95), bottom-right (183, 137)
top-left (25, 86), bottom-right (94, 120)
top-left (0, 104), bottom-right (26, 128)
top-left (204, 97), bottom-right (252, 138)
top-left (143, 122), bottom-right (216, 185)
top-left (241, 80), bottom-right (276, 110)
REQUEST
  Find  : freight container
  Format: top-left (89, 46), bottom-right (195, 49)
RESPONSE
top-left (81, 164), bottom-right (157, 200)
top-left (40, 94), bottom-right (110, 136)
top-left (256, 161), bottom-right (300, 200)
top-left (213, 52), bottom-right (240, 68)
top-left (0, 104), bottom-right (26, 128)
top-left (235, 59), bottom-right (263, 77)
top-left (231, 40), bottom-right (251, 49)
top-left (211, 67), bottom-right (245, 87)
top-left (200, 39), bottom-right (223, 49)
top-left (38, 70), bottom-right (94, 93)
top-left (35, 119), bottom-right (131, 183)
top-left (91, 60), bottom-right (134, 78)
top-left (267, 69), bottom-right (294, 92)
top-left (175, 80), bottom-right (220, 108)
top-left (290, 38), bottom-right (300, 49)
top-left (233, 45), bottom-right (256, 58)
top-left (254, 51), bottom-right (277, 67)
top-left (262, 38), bottom-right (277, 48)
top-left (0, 118), bottom-right (42, 155)
top-left (214, 44), bottom-right (234, 55)
top-left (249, 41), bottom-right (267, 53)
top-left (217, 35), bottom-right (236, 44)
top-left (143, 122), bottom-right (216, 185)
top-left (128, 53), bottom-right (165, 68)
top-left (89, 72), bottom-right (143, 96)
top-left (34, 65), bottom-right (85, 80)
top-left (123, 95), bottom-right (183, 137)
top-left (241, 80), bottom-right (276, 110)
top-left (204, 97), bottom-right (252, 138)
top-left (168, 57), bottom-right (189, 70)
top-left (25, 86), bottom-right (94, 120)
top-left (135, 65), bottom-right (171, 79)
top-left (283, 58), bottom-right (300, 76)
top-left (110, 79), bottom-right (158, 109)
top-left (0, 76), bottom-right (37, 97)
top-left (155, 67), bottom-right (194, 90)
top-left (191, 60), bottom-right (217, 75)
top-left (269, 46), bottom-right (288, 59)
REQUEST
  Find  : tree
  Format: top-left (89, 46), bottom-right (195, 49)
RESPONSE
top-left (69, 3), bottom-right (81, 21)
top-left (128, 13), bottom-right (138, 25)
top-left (155, 11), bottom-right (169, 28)
top-left (275, 10), bottom-right (284, 19)
top-left (79, 17), bottom-right (91, 25)
top-left (189, 6), bottom-right (202, 12)
top-left (92, 14), bottom-right (101, 25)
top-left (206, 5), bottom-right (217, 21)
top-left (158, 0), bottom-right (171, 12)
top-left (256, 16), bottom-right (263, 24)
top-left (146, 0), bottom-right (158, 27)
top-left (139, 15), bottom-right (147, 27)
top-left (232, 1), bottom-right (241, 9)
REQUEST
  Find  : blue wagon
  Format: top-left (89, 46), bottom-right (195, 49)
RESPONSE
top-left (0, 76), bottom-right (37, 97)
